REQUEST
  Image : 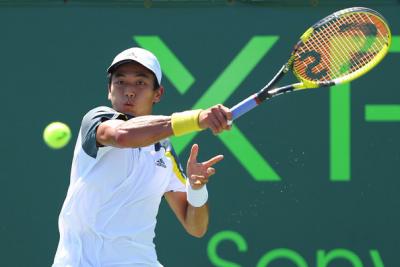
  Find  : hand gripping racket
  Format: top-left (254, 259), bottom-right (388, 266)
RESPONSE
top-left (229, 7), bottom-right (391, 123)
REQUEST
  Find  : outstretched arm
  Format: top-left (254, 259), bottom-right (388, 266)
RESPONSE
top-left (96, 104), bottom-right (232, 148)
top-left (165, 144), bottom-right (223, 237)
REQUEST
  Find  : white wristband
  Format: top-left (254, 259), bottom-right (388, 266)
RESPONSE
top-left (186, 180), bottom-right (208, 207)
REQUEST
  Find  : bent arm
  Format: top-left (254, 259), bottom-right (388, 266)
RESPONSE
top-left (164, 191), bottom-right (209, 238)
top-left (96, 104), bottom-right (232, 148)
top-left (96, 115), bottom-right (173, 148)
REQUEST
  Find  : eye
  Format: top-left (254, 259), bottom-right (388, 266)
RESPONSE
top-left (136, 80), bottom-right (146, 86)
top-left (115, 80), bottom-right (124, 85)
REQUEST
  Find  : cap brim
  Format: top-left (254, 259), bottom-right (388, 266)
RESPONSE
top-left (107, 59), bottom-right (137, 73)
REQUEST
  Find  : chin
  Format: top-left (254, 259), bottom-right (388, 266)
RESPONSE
top-left (113, 105), bottom-right (134, 116)
top-left (123, 109), bottom-right (137, 116)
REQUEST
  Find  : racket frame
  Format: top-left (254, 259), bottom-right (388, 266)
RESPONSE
top-left (230, 7), bottom-right (391, 121)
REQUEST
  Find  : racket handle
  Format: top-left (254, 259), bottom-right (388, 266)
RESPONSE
top-left (228, 94), bottom-right (258, 124)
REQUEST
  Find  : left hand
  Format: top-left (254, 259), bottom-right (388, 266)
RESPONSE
top-left (186, 144), bottom-right (224, 190)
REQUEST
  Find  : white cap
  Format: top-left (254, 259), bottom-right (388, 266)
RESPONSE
top-left (107, 47), bottom-right (162, 85)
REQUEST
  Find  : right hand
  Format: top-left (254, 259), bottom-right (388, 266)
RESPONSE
top-left (198, 104), bottom-right (232, 135)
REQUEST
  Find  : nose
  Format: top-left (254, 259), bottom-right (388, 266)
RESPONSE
top-left (125, 89), bottom-right (135, 99)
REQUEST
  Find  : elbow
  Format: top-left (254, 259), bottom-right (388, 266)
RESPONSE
top-left (97, 121), bottom-right (138, 148)
top-left (187, 226), bottom-right (208, 238)
top-left (192, 230), bottom-right (207, 239)
top-left (113, 129), bottom-right (132, 148)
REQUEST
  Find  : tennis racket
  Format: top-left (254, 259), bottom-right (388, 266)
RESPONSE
top-left (229, 7), bottom-right (391, 123)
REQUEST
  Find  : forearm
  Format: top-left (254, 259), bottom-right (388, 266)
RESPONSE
top-left (185, 203), bottom-right (209, 238)
top-left (184, 180), bottom-right (210, 237)
top-left (102, 109), bottom-right (208, 148)
top-left (115, 115), bottom-right (173, 147)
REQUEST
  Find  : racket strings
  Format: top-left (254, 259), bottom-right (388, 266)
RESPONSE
top-left (357, 12), bottom-right (388, 48)
top-left (295, 30), bottom-right (333, 81)
top-left (324, 16), bottom-right (371, 76)
top-left (318, 14), bottom-right (375, 72)
top-left (300, 16), bottom-right (365, 79)
top-left (324, 21), bottom-right (359, 74)
top-left (295, 23), bottom-right (342, 81)
top-left (301, 13), bottom-right (387, 79)
top-left (293, 12), bottom-right (390, 83)
top-left (350, 13), bottom-right (389, 66)
top-left (310, 22), bottom-right (347, 77)
top-left (344, 15), bottom-right (385, 63)
top-left (295, 21), bottom-right (345, 81)
top-left (340, 14), bottom-right (384, 68)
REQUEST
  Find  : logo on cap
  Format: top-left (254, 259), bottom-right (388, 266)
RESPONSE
top-left (126, 51), bottom-right (137, 59)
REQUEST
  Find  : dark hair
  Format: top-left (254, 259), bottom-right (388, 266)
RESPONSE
top-left (107, 71), bottom-right (160, 90)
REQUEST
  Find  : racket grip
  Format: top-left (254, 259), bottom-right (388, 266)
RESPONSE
top-left (229, 94), bottom-right (258, 123)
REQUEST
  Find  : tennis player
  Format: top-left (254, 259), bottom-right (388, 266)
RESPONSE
top-left (52, 47), bottom-right (232, 267)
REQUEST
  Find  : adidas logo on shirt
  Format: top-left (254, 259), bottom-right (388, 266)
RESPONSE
top-left (155, 158), bottom-right (166, 168)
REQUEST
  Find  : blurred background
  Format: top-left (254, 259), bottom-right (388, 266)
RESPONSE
top-left (0, 0), bottom-right (399, 266)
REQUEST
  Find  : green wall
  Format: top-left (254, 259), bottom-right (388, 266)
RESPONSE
top-left (0, 3), bottom-right (399, 267)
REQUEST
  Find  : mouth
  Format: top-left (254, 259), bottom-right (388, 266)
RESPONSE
top-left (124, 102), bottom-right (134, 107)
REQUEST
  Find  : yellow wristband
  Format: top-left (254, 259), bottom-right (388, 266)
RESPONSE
top-left (171, 109), bottom-right (203, 136)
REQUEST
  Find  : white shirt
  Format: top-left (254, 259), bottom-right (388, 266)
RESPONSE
top-left (53, 107), bottom-right (186, 267)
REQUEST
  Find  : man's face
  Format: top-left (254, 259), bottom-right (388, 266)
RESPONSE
top-left (108, 62), bottom-right (163, 116)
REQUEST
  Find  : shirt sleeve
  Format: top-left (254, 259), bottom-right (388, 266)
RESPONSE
top-left (163, 140), bottom-right (186, 193)
top-left (80, 106), bottom-right (128, 158)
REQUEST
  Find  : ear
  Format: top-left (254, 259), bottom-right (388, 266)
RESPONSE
top-left (107, 85), bottom-right (112, 100)
top-left (153, 86), bottom-right (164, 104)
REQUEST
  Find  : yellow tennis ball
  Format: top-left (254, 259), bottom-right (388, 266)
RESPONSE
top-left (43, 122), bottom-right (72, 149)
